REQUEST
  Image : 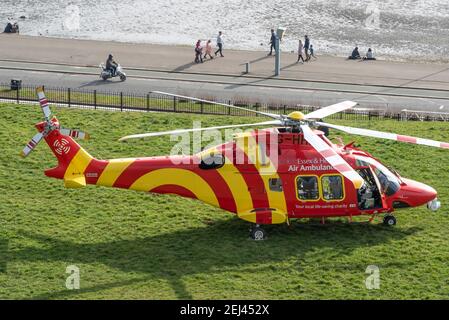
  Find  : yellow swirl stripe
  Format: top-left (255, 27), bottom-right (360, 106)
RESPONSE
top-left (96, 158), bottom-right (135, 187)
top-left (216, 160), bottom-right (253, 214)
top-left (129, 168), bottom-right (219, 207)
top-left (241, 134), bottom-right (288, 221)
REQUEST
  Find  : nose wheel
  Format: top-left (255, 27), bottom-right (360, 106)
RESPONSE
top-left (383, 215), bottom-right (397, 226)
top-left (250, 225), bottom-right (267, 240)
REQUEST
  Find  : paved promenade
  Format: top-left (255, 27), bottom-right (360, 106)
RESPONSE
top-left (0, 35), bottom-right (448, 113)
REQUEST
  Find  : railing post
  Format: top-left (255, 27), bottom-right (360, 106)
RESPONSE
top-left (94, 90), bottom-right (97, 109)
top-left (147, 93), bottom-right (150, 111)
top-left (16, 86), bottom-right (19, 104)
top-left (120, 92), bottom-right (123, 111)
top-left (173, 96), bottom-right (177, 112)
top-left (68, 88), bottom-right (71, 108)
top-left (228, 100), bottom-right (232, 115)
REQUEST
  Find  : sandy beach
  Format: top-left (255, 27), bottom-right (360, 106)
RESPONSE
top-left (1, 34), bottom-right (448, 91)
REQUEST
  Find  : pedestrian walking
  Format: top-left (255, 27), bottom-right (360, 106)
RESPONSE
top-left (214, 31), bottom-right (224, 57)
top-left (297, 40), bottom-right (305, 63)
top-left (304, 35), bottom-right (311, 61)
top-left (268, 29), bottom-right (276, 55)
top-left (204, 40), bottom-right (214, 60)
top-left (309, 44), bottom-right (317, 60)
top-left (195, 40), bottom-right (203, 63)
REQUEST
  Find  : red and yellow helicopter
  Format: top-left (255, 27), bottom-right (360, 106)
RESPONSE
top-left (22, 88), bottom-right (448, 240)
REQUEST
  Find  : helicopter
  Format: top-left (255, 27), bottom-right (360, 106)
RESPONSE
top-left (22, 87), bottom-right (448, 240)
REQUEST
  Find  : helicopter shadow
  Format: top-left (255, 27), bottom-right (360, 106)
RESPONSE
top-left (7, 220), bottom-right (419, 299)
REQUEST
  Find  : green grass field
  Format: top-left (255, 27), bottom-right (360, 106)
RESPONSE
top-left (0, 102), bottom-right (448, 299)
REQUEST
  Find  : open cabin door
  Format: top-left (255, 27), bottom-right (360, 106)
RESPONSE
top-left (356, 166), bottom-right (387, 211)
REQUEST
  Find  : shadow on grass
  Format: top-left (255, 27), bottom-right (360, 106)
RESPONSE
top-left (8, 219), bottom-right (419, 299)
top-left (0, 238), bottom-right (8, 273)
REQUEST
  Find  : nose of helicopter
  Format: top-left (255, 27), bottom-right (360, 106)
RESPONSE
top-left (391, 178), bottom-right (438, 208)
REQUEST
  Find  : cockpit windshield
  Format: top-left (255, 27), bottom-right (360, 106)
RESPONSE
top-left (355, 156), bottom-right (400, 196)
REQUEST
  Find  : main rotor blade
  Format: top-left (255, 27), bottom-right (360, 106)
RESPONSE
top-left (36, 86), bottom-right (52, 121)
top-left (304, 101), bottom-right (358, 120)
top-left (60, 128), bottom-right (90, 140)
top-left (316, 122), bottom-right (449, 149)
top-left (20, 132), bottom-right (43, 157)
top-left (152, 91), bottom-right (281, 120)
top-left (301, 124), bottom-right (365, 189)
top-left (119, 120), bottom-right (282, 141)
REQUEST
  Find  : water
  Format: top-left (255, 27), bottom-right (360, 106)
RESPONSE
top-left (1, 0), bottom-right (448, 62)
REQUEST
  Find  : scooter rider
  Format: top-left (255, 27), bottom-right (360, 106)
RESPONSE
top-left (106, 54), bottom-right (118, 76)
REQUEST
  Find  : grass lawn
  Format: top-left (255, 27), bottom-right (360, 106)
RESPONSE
top-left (0, 102), bottom-right (448, 299)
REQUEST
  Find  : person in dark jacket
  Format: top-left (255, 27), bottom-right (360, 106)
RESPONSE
top-left (268, 29), bottom-right (276, 55)
top-left (348, 47), bottom-right (361, 60)
top-left (106, 54), bottom-right (118, 75)
top-left (4, 22), bottom-right (13, 33)
top-left (195, 40), bottom-right (203, 63)
top-left (304, 35), bottom-right (310, 61)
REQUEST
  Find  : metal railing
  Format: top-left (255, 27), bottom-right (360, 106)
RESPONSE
top-left (0, 82), bottom-right (447, 122)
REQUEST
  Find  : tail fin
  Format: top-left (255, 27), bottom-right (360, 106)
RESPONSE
top-left (43, 119), bottom-right (96, 188)
top-left (21, 86), bottom-right (101, 188)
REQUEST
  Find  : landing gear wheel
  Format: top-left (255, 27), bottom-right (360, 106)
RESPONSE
top-left (250, 225), bottom-right (266, 241)
top-left (383, 215), bottom-right (396, 226)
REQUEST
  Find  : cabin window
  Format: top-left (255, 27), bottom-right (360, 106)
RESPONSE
top-left (269, 178), bottom-right (283, 192)
top-left (296, 176), bottom-right (319, 200)
top-left (199, 154), bottom-right (224, 170)
top-left (321, 175), bottom-right (344, 201)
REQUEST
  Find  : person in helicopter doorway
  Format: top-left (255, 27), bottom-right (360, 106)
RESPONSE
top-left (106, 54), bottom-right (118, 76)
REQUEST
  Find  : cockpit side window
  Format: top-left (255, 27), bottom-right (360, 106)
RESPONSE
top-left (355, 156), bottom-right (400, 197)
top-left (374, 167), bottom-right (400, 196)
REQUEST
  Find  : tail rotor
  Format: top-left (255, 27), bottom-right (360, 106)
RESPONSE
top-left (20, 87), bottom-right (90, 158)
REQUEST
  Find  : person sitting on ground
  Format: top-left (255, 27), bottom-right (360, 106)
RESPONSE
top-left (203, 40), bottom-right (214, 60)
top-left (106, 54), bottom-right (118, 75)
top-left (12, 22), bottom-right (19, 33)
top-left (348, 46), bottom-right (361, 60)
top-left (4, 22), bottom-right (13, 33)
top-left (195, 40), bottom-right (203, 63)
top-left (363, 48), bottom-right (376, 60)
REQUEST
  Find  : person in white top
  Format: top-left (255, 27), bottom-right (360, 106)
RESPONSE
top-left (214, 31), bottom-right (224, 57)
top-left (297, 40), bottom-right (305, 63)
top-left (363, 48), bottom-right (376, 60)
